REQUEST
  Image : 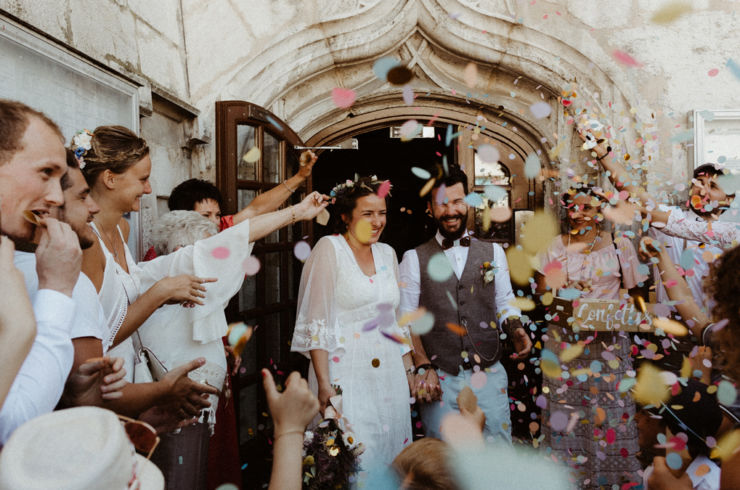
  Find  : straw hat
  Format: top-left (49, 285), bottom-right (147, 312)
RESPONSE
top-left (0, 407), bottom-right (164, 490)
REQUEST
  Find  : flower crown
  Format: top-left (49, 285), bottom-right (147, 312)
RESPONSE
top-left (71, 129), bottom-right (93, 169)
top-left (329, 175), bottom-right (391, 197)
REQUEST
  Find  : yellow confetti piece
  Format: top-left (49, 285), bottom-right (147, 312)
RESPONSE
top-left (419, 178), bottom-right (436, 197)
top-left (651, 1), bottom-right (692, 24)
top-left (541, 292), bottom-right (554, 306)
top-left (521, 211), bottom-right (559, 255)
top-left (354, 219), bottom-right (373, 243)
top-left (506, 247), bottom-right (534, 285)
top-left (594, 407), bottom-right (606, 425)
top-left (242, 146), bottom-right (260, 163)
top-left (680, 356), bottom-right (693, 379)
top-left (560, 343), bottom-right (584, 363)
top-left (397, 307), bottom-right (426, 327)
top-left (711, 429), bottom-right (740, 462)
top-left (653, 317), bottom-right (689, 336)
top-left (509, 297), bottom-right (535, 311)
top-left (548, 140), bottom-right (566, 160)
top-left (541, 359), bottom-right (562, 379)
top-left (633, 363), bottom-right (670, 406)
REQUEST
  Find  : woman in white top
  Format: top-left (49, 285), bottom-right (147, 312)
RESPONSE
top-left (291, 176), bottom-right (414, 480)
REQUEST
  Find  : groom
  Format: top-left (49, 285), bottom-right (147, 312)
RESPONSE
top-left (399, 166), bottom-right (532, 443)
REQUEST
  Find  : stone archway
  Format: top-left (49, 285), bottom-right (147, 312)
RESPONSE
top-left (203, 0), bottom-right (653, 193)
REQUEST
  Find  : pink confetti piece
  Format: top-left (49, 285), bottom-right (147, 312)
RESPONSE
top-left (612, 49), bottom-right (643, 67)
top-left (377, 180), bottom-right (391, 198)
top-left (708, 68), bottom-right (720, 77)
top-left (211, 246), bottom-right (230, 259)
top-left (402, 85), bottom-right (414, 105)
top-left (331, 87), bottom-right (356, 109)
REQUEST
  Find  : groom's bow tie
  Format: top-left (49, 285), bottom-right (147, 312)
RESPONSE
top-left (441, 236), bottom-right (471, 250)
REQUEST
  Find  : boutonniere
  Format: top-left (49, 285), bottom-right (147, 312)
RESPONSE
top-left (480, 261), bottom-right (496, 286)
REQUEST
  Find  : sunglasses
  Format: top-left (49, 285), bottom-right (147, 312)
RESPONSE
top-left (118, 415), bottom-right (160, 460)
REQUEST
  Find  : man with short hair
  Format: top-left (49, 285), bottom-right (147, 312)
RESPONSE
top-left (0, 99), bottom-right (83, 443)
top-left (399, 166), bottom-right (532, 443)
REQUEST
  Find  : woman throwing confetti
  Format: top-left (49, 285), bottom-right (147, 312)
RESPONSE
top-left (536, 185), bottom-right (648, 488)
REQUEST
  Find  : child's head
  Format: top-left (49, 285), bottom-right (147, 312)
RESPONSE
top-left (638, 379), bottom-right (723, 460)
top-left (392, 438), bottom-right (460, 490)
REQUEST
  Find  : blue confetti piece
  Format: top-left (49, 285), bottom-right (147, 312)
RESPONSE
top-left (372, 56), bottom-right (400, 81)
top-left (727, 58), bottom-right (740, 81)
top-left (679, 248), bottom-right (695, 270)
top-left (241, 463), bottom-right (248, 470)
top-left (265, 115), bottom-right (283, 132)
top-left (558, 288), bottom-right (582, 300)
top-left (445, 123), bottom-right (460, 146)
top-left (524, 153), bottom-right (541, 178)
top-left (464, 192), bottom-right (484, 207)
top-left (670, 129), bottom-right (693, 143)
top-left (483, 185), bottom-right (506, 201)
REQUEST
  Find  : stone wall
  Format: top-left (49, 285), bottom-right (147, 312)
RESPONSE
top-left (4, 0), bottom-right (740, 202)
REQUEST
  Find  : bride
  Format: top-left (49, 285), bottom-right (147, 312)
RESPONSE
top-left (291, 176), bottom-right (414, 479)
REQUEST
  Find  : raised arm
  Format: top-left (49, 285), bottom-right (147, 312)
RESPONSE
top-left (248, 190), bottom-right (329, 242)
top-left (638, 237), bottom-right (710, 337)
top-left (232, 150), bottom-right (318, 225)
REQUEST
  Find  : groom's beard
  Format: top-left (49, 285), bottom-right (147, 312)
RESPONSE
top-left (435, 211), bottom-right (468, 241)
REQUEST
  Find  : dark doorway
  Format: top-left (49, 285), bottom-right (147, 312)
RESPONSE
top-left (311, 125), bottom-right (456, 257)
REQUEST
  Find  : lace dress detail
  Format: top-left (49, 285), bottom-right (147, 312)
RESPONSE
top-left (291, 235), bottom-right (412, 478)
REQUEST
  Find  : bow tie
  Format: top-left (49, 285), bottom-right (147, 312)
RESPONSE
top-left (441, 236), bottom-right (471, 250)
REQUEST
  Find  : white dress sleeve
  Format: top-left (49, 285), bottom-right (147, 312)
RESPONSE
top-left (390, 247), bottom-right (412, 355)
top-left (661, 208), bottom-right (740, 249)
top-left (290, 237), bottom-right (341, 357)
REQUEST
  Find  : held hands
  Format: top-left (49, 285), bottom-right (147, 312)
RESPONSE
top-left (297, 150), bottom-right (318, 178)
top-left (157, 274), bottom-right (217, 307)
top-left (292, 191), bottom-right (330, 222)
top-left (316, 381), bottom-right (337, 417)
top-left (159, 357), bottom-right (219, 417)
top-left (263, 370), bottom-right (319, 434)
top-left (35, 217), bottom-right (82, 297)
top-left (414, 367), bottom-right (442, 403)
top-left (503, 318), bottom-right (533, 359)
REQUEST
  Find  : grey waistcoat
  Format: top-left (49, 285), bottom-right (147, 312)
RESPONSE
top-left (416, 237), bottom-right (501, 374)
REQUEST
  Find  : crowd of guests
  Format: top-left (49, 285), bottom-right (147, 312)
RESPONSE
top-left (1, 95), bottom-right (740, 490)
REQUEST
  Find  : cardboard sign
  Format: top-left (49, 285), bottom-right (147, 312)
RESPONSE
top-left (549, 297), bottom-right (655, 332)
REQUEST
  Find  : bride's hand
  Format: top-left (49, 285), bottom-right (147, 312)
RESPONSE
top-left (317, 383), bottom-right (337, 416)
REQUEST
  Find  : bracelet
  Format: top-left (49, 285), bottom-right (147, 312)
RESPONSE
top-left (274, 429), bottom-right (304, 441)
top-left (290, 206), bottom-right (296, 224)
top-left (414, 363), bottom-right (435, 374)
top-left (282, 181), bottom-right (296, 193)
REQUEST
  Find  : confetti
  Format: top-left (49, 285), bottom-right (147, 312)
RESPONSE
top-left (242, 147), bottom-right (260, 163)
top-left (463, 62), bottom-right (478, 88)
top-left (506, 247), bottom-right (534, 285)
top-left (550, 411), bottom-right (568, 432)
top-left (293, 241), bottom-right (311, 261)
top-left (402, 85), bottom-right (414, 105)
top-left (633, 363), bottom-right (670, 406)
top-left (490, 207), bottom-right (512, 222)
top-left (650, 1), bottom-right (692, 24)
top-left (708, 68), bottom-right (719, 77)
top-left (470, 370), bottom-right (487, 389)
top-left (243, 255), bottom-right (261, 275)
top-left (411, 167), bottom-right (431, 179)
top-left (524, 153), bottom-right (541, 178)
top-left (509, 297), bottom-right (535, 311)
top-left (694, 464), bottom-right (711, 477)
top-left (387, 66), bottom-right (413, 85)
top-left (711, 429), bottom-right (740, 461)
top-left (399, 119), bottom-right (421, 141)
top-left (354, 219), bottom-right (373, 243)
top-left (371, 358), bottom-right (380, 368)
top-left (653, 317), bottom-right (689, 336)
top-left (477, 144), bottom-right (500, 163)
top-left (373, 56), bottom-right (400, 81)
top-left (529, 102), bottom-right (552, 119)
top-left (211, 246), bottom-right (230, 259)
top-left (717, 380), bottom-right (737, 406)
top-left (727, 59), bottom-right (740, 80)
top-left (409, 311), bottom-right (435, 335)
top-left (377, 180), bottom-right (392, 198)
top-left (560, 343), bottom-right (584, 363)
top-left (315, 208), bottom-right (330, 226)
top-left (331, 87), bottom-right (357, 109)
top-left (428, 253), bottom-right (454, 282)
top-left (521, 211), bottom-right (558, 255)
top-left (419, 178), bottom-right (436, 197)
top-left (666, 452), bottom-right (683, 470)
top-left (612, 49), bottom-right (643, 67)
top-left (464, 192), bottom-right (483, 207)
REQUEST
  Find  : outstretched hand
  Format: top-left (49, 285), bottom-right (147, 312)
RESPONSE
top-left (293, 191), bottom-right (330, 222)
top-left (263, 370), bottom-right (318, 434)
top-left (63, 356), bottom-right (127, 407)
top-left (298, 150), bottom-right (318, 178)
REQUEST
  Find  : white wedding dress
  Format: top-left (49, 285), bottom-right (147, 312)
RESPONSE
top-left (291, 235), bottom-right (412, 478)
